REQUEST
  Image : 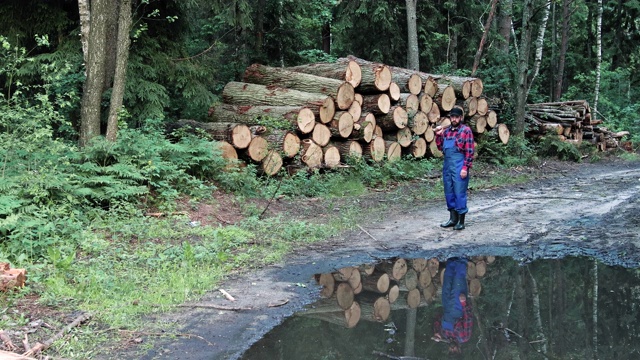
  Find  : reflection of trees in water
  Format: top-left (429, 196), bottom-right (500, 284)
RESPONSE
top-left (241, 257), bottom-right (640, 360)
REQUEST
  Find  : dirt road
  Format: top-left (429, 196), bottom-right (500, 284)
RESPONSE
top-left (133, 159), bottom-right (640, 360)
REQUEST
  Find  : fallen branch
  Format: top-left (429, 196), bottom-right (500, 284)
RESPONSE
top-left (0, 330), bottom-right (16, 351)
top-left (118, 329), bottom-right (215, 346)
top-left (176, 304), bottom-right (251, 311)
top-left (219, 288), bottom-right (236, 302)
top-left (0, 350), bottom-right (36, 360)
top-left (23, 312), bottom-right (92, 357)
top-left (144, 211), bottom-right (187, 217)
top-left (357, 225), bottom-right (378, 241)
top-left (267, 299), bottom-right (289, 308)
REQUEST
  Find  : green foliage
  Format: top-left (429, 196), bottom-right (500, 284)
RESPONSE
top-left (537, 135), bottom-right (583, 162)
top-left (477, 135), bottom-right (537, 167)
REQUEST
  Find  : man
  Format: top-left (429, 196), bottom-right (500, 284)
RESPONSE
top-left (434, 106), bottom-right (475, 230)
top-left (432, 258), bottom-right (473, 353)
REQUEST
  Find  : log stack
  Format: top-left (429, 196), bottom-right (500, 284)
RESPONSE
top-left (200, 56), bottom-right (509, 175)
top-left (305, 256), bottom-right (495, 328)
top-left (0, 263), bottom-right (26, 292)
top-left (526, 100), bottom-right (630, 151)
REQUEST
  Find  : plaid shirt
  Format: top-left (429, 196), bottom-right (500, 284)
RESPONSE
top-left (435, 124), bottom-right (475, 171)
top-left (441, 301), bottom-right (473, 344)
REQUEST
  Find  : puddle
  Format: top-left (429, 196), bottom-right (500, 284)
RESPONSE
top-left (241, 256), bottom-right (640, 359)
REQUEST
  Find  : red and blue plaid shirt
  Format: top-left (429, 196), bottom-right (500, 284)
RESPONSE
top-left (437, 301), bottom-right (473, 344)
top-left (435, 124), bottom-right (475, 171)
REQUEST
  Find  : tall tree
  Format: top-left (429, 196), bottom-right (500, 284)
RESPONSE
top-left (498, 0), bottom-right (513, 53)
top-left (79, 0), bottom-right (108, 147)
top-left (554, 0), bottom-right (572, 100)
top-left (106, 0), bottom-right (133, 142)
top-left (527, 0), bottom-right (551, 94)
top-left (405, 0), bottom-right (419, 71)
top-left (593, 0), bottom-right (603, 120)
top-left (514, 0), bottom-right (534, 135)
top-left (471, 0), bottom-right (500, 76)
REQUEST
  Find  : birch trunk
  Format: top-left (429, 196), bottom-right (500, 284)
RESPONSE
top-left (526, 0), bottom-right (551, 95)
top-left (106, 0), bottom-right (132, 142)
top-left (593, 0), bottom-right (603, 119)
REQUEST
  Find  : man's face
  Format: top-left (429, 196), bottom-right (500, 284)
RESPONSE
top-left (450, 115), bottom-right (462, 127)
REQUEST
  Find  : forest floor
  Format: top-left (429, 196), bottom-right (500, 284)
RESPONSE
top-left (5, 156), bottom-right (640, 360)
top-left (130, 156), bottom-right (640, 360)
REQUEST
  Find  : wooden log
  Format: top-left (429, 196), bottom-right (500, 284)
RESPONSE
top-left (336, 282), bottom-right (355, 310)
top-left (408, 137), bottom-right (427, 158)
top-left (388, 82), bottom-right (401, 101)
top-left (428, 140), bottom-right (443, 158)
top-left (243, 63), bottom-right (355, 110)
top-left (402, 269), bottom-right (419, 291)
top-left (360, 93), bottom-right (391, 115)
top-left (362, 272), bottom-right (390, 293)
top-left (323, 145), bottom-right (341, 168)
top-left (397, 93), bottom-right (420, 116)
top-left (468, 115), bottom-right (487, 134)
top-left (419, 94), bottom-right (433, 113)
top-left (363, 137), bottom-right (386, 162)
top-left (312, 123), bottom-right (332, 147)
top-left (301, 139), bottom-right (323, 168)
top-left (378, 258), bottom-right (408, 281)
top-left (409, 110), bottom-right (429, 135)
top-left (475, 260), bottom-right (487, 278)
top-left (411, 259), bottom-right (428, 273)
top-left (328, 111), bottom-right (354, 139)
top-left (459, 97), bottom-right (478, 117)
top-left (208, 104), bottom-right (316, 133)
top-left (287, 59), bottom-right (362, 88)
top-left (177, 120), bottom-right (253, 149)
top-left (1, 269), bottom-right (26, 291)
top-left (340, 57), bottom-right (392, 93)
top-left (315, 273), bottom-right (336, 298)
top-left (384, 128), bottom-right (412, 148)
top-left (418, 269), bottom-right (432, 289)
top-left (246, 136), bottom-right (269, 162)
top-left (424, 125), bottom-right (435, 142)
top-left (260, 150), bottom-right (283, 176)
top-left (301, 300), bottom-right (362, 328)
top-left (426, 103), bottom-right (441, 124)
top-left (350, 114), bottom-right (375, 143)
top-left (216, 141), bottom-right (238, 164)
top-left (390, 71), bottom-right (423, 95)
top-left (347, 100), bottom-right (362, 122)
top-left (466, 261), bottom-right (477, 279)
top-left (434, 84), bottom-right (457, 111)
top-left (384, 141), bottom-right (402, 162)
top-left (485, 110), bottom-right (498, 129)
top-left (388, 284), bottom-right (400, 304)
top-left (406, 288), bottom-right (421, 309)
top-left (476, 97), bottom-right (489, 116)
top-left (354, 93), bottom-right (364, 106)
top-left (469, 278), bottom-right (482, 297)
top-left (427, 258), bottom-right (440, 277)
top-left (376, 106), bottom-right (408, 131)
top-left (264, 129), bottom-right (300, 158)
top-left (496, 123), bottom-right (510, 144)
top-left (422, 283), bottom-right (438, 303)
top-left (372, 297), bottom-right (391, 322)
top-left (334, 140), bottom-right (363, 161)
top-left (423, 76), bottom-right (439, 97)
top-left (222, 82), bottom-right (335, 124)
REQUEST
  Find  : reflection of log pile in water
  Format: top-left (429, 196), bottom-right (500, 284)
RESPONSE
top-left (306, 256), bottom-right (495, 328)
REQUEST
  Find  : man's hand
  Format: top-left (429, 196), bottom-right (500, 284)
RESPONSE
top-left (460, 168), bottom-right (468, 179)
top-left (434, 125), bottom-right (444, 136)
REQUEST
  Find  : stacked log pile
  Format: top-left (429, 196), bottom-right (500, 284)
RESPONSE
top-left (304, 256), bottom-right (494, 328)
top-left (196, 56), bottom-right (510, 175)
top-left (0, 262), bottom-right (26, 292)
top-left (526, 100), bottom-right (631, 151)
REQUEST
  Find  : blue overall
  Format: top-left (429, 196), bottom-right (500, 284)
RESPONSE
top-left (442, 136), bottom-right (469, 215)
top-left (441, 258), bottom-right (469, 330)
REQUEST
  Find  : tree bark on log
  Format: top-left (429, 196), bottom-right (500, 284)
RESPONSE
top-left (333, 140), bottom-right (363, 161)
top-left (208, 104), bottom-right (318, 134)
top-left (177, 120), bottom-right (253, 149)
top-left (222, 82), bottom-right (335, 123)
top-left (363, 137), bottom-right (386, 162)
top-left (384, 128), bottom-right (412, 148)
top-left (260, 150), bottom-right (283, 176)
top-left (362, 272), bottom-right (390, 293)
top-left (242, 63), bottom-right (355, 110)
top-left (328, 112), bottom-right (354, 138)
top-left (376, 106), bottom-right (408, 131)
top-left (286, 59), bottom-right (362, 88)
top-left (301, 139), bottom-right (323, 168)
top-left (384, 141), bottom-right (403, 162)
top-left (360, 94), bottom-right (391, 115)
top-left (264, 129), bottom-right (300, 158)
top-left (408, 137), bottom-right (427, 158)
top-left (397, 93), bottom-right (420, 116)
top-left (468, 115), bottom-right (487, 134)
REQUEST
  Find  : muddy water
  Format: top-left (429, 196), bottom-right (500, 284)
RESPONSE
top-left (241, 256), bottom-right (640, 360)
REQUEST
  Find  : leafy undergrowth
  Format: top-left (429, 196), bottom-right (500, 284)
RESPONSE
top-left (0, 156), bottom-right (610, 359)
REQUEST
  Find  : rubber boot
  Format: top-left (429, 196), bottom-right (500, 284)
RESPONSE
top-left (454, 213), bottom-right (466, 230)
top-left (440, 210), bottom-right (458, 228)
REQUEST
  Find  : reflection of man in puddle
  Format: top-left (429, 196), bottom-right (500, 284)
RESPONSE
top-left (432, 258), bottom-right (473, 354)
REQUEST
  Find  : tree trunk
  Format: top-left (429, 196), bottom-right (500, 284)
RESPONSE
top-left (79, 0), bottom-right (109, 147)
top-left (78, 0), bottom-right (90, 70)
top-left (471, 0), bottom-right (500, 76)
top-left (106, 0), bottom-right (132, 142)
top-left (243, 63), bottom-right (355, 110)
top-left (526, 0), bottom-right (551, 96)
top-left (498, 0), bottom-right (513, 53)
top-left (405, 0), bottom-right (419, 71)
top-left (514, 0), bottom-right (534, 135)
top-left (593, 0), bottom-right (603, 119)
top-left (554, 0), bottom-right (571, 100)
